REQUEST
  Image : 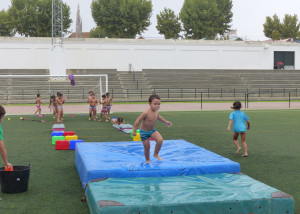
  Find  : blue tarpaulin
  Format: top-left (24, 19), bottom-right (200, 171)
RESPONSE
top-left (86, 173), bottom-right (294, 214)
top-left (75, 139), bottom-right (240, 188)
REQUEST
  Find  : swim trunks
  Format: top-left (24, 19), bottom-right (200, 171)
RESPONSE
top-left (57, 105), bottom-right (63, 110)
top-left (101, 107), bottom-right (107, 113)
top-left (89, 105), bottom-right (97, 110)
top-left (106, 105), bottom-right (111, 111)
top-left (140, 128), bottom-right (157, 141)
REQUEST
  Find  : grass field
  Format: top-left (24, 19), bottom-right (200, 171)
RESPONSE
top-left (0, 109), bottom-right (299, 213)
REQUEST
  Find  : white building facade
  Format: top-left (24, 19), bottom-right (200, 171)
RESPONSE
top-left (0, 37), bottom-right (299, 71)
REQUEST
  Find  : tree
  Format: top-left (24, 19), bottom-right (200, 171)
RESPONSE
top-left (89, 26), bottom-right (108, 38)
top-left (281, 14), bottom-right (300, 40)
top-left (156, 8), bottom-right (181, 39)
top-left (91, 0), bottom-right (152, 38)
top-left (180, 0), bottom-right (232, 39)
top-left (263, 14), bottom-right (300, 40)
top-left (216, 0), bottom-right (233, 35)
top-left (7, 0), bottom-right (72, 37)
top-left (263, 14), bottom-right (282, 40)
top-left (0, 10), bottom-right (14, 36)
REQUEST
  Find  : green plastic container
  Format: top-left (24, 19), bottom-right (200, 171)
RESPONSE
top-left (52, 136), bottom-right (65, 145)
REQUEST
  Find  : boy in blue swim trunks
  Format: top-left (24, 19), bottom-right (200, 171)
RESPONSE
top-left (133, 95), bottom-right (173, 163)
top-left (88, 93), bottom-right (98, 121)
top-left (227, 101), bottom-right (250, 157)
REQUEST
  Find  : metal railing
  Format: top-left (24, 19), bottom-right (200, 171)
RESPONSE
top-left (0, 87), bottom-right (299, 105)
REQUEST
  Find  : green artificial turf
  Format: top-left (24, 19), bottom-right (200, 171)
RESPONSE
top-left (0, 109), bottom-right (299, 213)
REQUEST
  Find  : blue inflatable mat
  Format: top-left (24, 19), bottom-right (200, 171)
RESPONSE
top-left (75, 139), bottom-right (240, 188)
top-left (86, 173), bottom-right (294, 214)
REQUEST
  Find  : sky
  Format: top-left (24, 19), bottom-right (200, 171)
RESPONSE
top-left (1, 0), bottom-right (300, 41)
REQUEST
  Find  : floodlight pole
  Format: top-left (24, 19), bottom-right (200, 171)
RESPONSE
top-left (52, 0), bottom-right (63, 46)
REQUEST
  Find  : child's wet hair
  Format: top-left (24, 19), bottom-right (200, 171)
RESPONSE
top-left (231, 101), bottom-right (242, 110)
top-left (57, 92), bottom-right (63, 97)
top-left (149, 94), bottom-right (161, 103)
top-left (0, 105), bottom-right (6, 119)
top-left (106, 92), bottom-right (110, 96)
top-left (37, 93), bottom-right (40, 97)
top-left (102, 94), bottom-right (106, 98)
top-left (117, 117), bottom-right (124, 123)
top-left (88, 91), bottom-right (93, 94)
top-left (50, 95), bottom-right (56, 99)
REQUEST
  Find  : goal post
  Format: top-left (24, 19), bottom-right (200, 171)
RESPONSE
top-left (0, 74), bottom-right (108, 104)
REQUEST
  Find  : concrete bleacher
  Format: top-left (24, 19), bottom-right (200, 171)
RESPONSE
top-left (143, 69), bottom-right (300, 101)
top-left (1, 69), bottom-right (300, 104)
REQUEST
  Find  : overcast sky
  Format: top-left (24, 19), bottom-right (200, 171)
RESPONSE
top-left (1, 0), bottom-right (300, 41)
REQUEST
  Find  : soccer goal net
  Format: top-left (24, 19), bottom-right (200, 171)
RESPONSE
top-left (0, 74), bottom-right (108, 104)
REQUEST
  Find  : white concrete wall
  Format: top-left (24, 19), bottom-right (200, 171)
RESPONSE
top-left (0, 37), bottom-right (299, 71)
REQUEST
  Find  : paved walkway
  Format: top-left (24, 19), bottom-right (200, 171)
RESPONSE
top-left (3, 102), bottom-right (300, 115)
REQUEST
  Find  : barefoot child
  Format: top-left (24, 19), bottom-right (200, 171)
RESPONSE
top-left (227, 101), bottom-right (250, 157)
top-left (105, 92), bottom-right (113, 119)
top-left (56, 92), bottom-right (66, 123)
top-left (49, 95), bottom-right (57, 119)
top-left (133, 94), bottom-right (173, 163)
top-left (98, 94), bottom-right (108, 122)
top-left (89, 93), bottom-right (98, 121)
top-left (34, 93), bottom-right (42, 116)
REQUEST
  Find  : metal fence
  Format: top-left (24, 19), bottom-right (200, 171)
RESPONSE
top-left (0, 87), bottom-right (299, 104)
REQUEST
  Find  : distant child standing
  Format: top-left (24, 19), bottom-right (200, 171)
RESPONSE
top-left (34, 93), bottom-right (42, 116)
top-left (98, 94), bottom-right (108, 122)
top-left (0, 105), bottom-right (12, 169)
top-left (227, 101), bottom-right (250, 157)
top-left (56, 92), bottom-right (66, 123)
top-left (133, 94), bottom-right (173, 163)
top-left (105, 92), bottom-right (113, 119)
top-left (89, 93), bottom-right (98, 121)
top-left (49, 95), bottom-right (57, 119)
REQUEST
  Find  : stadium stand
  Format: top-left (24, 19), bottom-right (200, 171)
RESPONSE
top-left (1, 69), bottom-right (300, 104)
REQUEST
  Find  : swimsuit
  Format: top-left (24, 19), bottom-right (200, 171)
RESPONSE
top-left (89, 105), bottom-right (97, 110)
top-left (101, 107), bottom-right (107, 113)
top-left (140, 128), bottom-right (157, 141)
top-left (106, 105), bottom-right (111, 111)
top-left (57, 105), bottom-right (63, 110)
top-left (36, 104), bottom-right (40, 108)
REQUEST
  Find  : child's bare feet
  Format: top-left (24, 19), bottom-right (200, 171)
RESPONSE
top-left (236, 147), bottom-right (241, 154)
top-left (89, 117), bottom-right (91, 121)
top-left (241, 154), bottom-right (248, 157)
top-left (146, 160), bottom-right (150, 163)
top-left (98, 119), bottom-right (102, 122)
top-left (153, 153), bottom-right (162, 161)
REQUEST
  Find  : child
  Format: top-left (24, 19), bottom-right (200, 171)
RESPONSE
top-left (34, 93), bottom-right (42, 116)
top-left (49, 95), bottom-right (57, 119)
top-left (89, 93), bottom-right (98, 121)
top-left (98, 94), bottom-right (108, 122)
top-left (133, 94), bottom-right (172, 163)
top-left (227, 101), bottom-right (250, 157)
top-left (56, 92), bottom-right (66, 123)
top-left (105, 92), bottom-right (113, 119)
top-left (87, 91), bottom-right (93, 103)
top-left (0, 105), bottom-right (12, 169)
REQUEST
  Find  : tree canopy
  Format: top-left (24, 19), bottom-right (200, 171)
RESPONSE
top-left (180, 0), bottom-right (233, 40)
top-left (263, 14), bottom-right (300, 40)
top-left (0, 10), bottom-right (13, 36)
top-left (91, 0), bottom-right (152, 38)
top-left (156, 8), bottom-right (181, 39)
top-left (7, 0), bottom-right (72, 37)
